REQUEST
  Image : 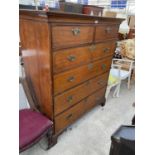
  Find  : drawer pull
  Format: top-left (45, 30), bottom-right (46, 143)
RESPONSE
top-left (88, 64), bottom-right (93, 70)
top-left (89, 45), bottom-right (96, 51)
top-left (66, 114), bottom-right (73, 120)
top-left (96, 97), bottom-right (101, 101)
top-left (103, 48), bottom-right (110, 53)
top-left (84, 98), bottom-right (88, 103)
top-left (102, 64), bottom-right (106, 70)
top-left (105, 27), bottom-right (112, 33)
top-left (98, 81), bottom-right (104, 85)
top-left (67, 55), bottom-right (76, 62)
top-left (86, 80), bottom-right (90, 85)
top-left (72, 28), bottom-right (80, 36)
top-left (67, 76), bottom-right (75, 82)
top-left (67, 96), bottom-right (73, 103)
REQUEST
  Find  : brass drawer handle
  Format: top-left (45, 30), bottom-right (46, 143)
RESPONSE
top-left (72, 28), bottom-right (80, 36)
top-left (98, 81), bottom-right (104, 85)
top-left (67, 55), bottom-right (76, 62)
top-left (88, 63), bottom-right (93, 70)
top-left (86, 80), bottom-right (90, 85)
top-left (84, 98), bottom-right (88, 103)
top-left (96, 97), bottom-right (101, 101)
top-left (105, 27), bottom-right (112, 33)
top-left (102, 64), bottom-right (106, 70)
top-left (67, 76), bottom-right (75, 82)
top-left (67, 95), bottom-right (73, 103)
top-left (103, 48), bottom-right (110, 53)
top-left (66, 114), bottom-right (73, 120)
top-left (89, 44), bottom-right (96, 51)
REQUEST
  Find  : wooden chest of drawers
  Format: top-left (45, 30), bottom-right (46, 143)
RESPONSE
top-left (19, 10), bottom-right (123, 142)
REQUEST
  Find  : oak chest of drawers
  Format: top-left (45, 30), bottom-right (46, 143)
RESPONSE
top-left (20, 10), bottom-right (123, 141)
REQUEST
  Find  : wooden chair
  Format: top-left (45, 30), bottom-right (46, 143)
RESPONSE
top-left (19, 77), bottom-right (55, 153)
top-left (105, 64), bottom-right (121, 99)
top-left (111, 58), bottom-right (134, 89)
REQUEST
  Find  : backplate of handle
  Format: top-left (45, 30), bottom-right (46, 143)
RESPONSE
top-left (98, 81), bottom-right (104, 85)
top-left (66, 114), bottom-right (73, 120)
top-left (88, 63), bottom-right (93, 70)
top-left (67, 55), bottom-right (76, 62)
top-left (67, 95), bottom-right (73, 103)
top-left (72, 28), bottom-right (80, 36)
top-left (67, 76), bottom-right (75, 82)
top-left (102, 64), bottom-right (106, 70)
top-left (89, 44), bottom-right (96, 52)
top-left (105, 27), bottom-right (112, 33)
top-left (96, 97), bottom-right (101, 101)
top-left (103, 48), bottom-right (110, 53)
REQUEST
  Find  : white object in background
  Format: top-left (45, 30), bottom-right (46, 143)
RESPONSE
top-left (49, 0), bottom-right (56, 8)
top-left (119, 20), bottom-right (130, 34)
top-left (39, 0), bottom-right (45, 7)
top-left (90, 11), bottom-right (94, 16)
top-left (116, 13), bottom-right (127, 19)
top-left (49, 0), bottom-right (60, 8)
top-left (111, 58), bottom-right (134, 90)
top-left (105, 64), bottom-right (121, 99)
top-left (98, 11), bottom-right (102, 17)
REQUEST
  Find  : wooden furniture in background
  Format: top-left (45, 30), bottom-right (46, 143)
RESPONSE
top-left (19, 10), bottom-right (123, 143)
top-left (82, 5), bottom-right (104, 16)
top-left (59, 2), bottom-right (83, 14)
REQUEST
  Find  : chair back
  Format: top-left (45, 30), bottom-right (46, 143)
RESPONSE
top-left (112, 58), bottom-right (134, 74)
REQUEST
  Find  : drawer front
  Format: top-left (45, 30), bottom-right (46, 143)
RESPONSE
top-left (53, 45), bottom-right (91, 74)
top-left (52, 25), bottom-right (94, 49)
top-left (91, 41), bottom-right (116, 61)
top-left (54, 72), bottom-right (109, 115)
top-left (95, 25), bottom-right (119, 42)
top-left (53, 41), bottom-right (116, 74)
top-left (54, 87), bottom-right (106, 133)
top-left (54, 56), bottom-right (112, 95)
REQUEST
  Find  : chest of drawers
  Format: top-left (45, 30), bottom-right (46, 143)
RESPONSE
top-left (20, 10), bottom-right (123, 142)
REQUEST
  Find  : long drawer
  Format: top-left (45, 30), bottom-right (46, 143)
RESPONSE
top-left (54, 72), bottom-right (109, 115)
top-left (53, 41), bottom-right (116, 73)
top-left (52, 25), bottom-right (94, 49)
top-left (54, 56), bottom-right (112, 95)
top-left (95, 24), bottom-right (119, 42)
top-left (55, 86), bottom-right (106, 133)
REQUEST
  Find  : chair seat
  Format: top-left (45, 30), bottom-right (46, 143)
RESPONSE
top-left (110, 68), bottom-right (130, 80)
top-left (19, 109), bottom-right (52, 149)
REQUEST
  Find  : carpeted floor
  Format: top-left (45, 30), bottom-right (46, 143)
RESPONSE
top-left (20, 81), bottom-right (135, 155)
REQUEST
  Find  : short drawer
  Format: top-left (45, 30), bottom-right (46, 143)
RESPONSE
top-left (90, 41), bottom-right (116, 61)
top-left (53, 41), bottom-right (116, 73)
top-left (54, 72), bottom-right (109, 115)
top-left (54, 86), bottom-right (106, 133)
top-left (54, 56), bottom-right (112, 95)
top-left (95, 24), bottom-right (119, 42)
top-left (52, 25), bottom-right (94, 49)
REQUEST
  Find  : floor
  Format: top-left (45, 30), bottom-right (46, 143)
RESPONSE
top-left (20, 81), bottom-right (135, 155)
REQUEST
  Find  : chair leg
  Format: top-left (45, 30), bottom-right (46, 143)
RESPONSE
top-left (113, 83), bottom-right (121, 97)
top-left (46, 127), bottom-right (57, 150)
top-left (127, 76), bottom-right (131, 89)
top-left (116, 83), bottom-right (121, 97)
